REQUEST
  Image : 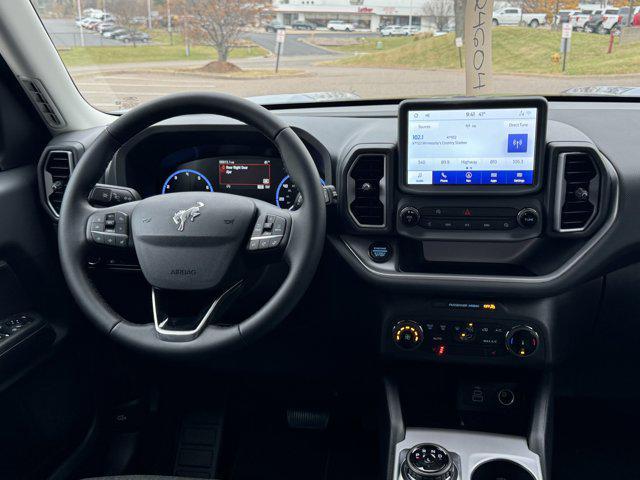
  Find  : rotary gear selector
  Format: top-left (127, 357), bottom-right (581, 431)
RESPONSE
top-left (401, 444), bottom-right (457, 480)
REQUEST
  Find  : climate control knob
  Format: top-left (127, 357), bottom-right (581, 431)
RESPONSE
top-left (393, 321), bottom-right (424, 350)
top-left (506, 326), bottom-right (539, 357)
top-left (400, 207), bottom-right (421, 227)
top-left (402, 444), bottom-right (457, 480)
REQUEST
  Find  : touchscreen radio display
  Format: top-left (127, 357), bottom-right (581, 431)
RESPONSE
top-left (406, 107), bottom-right (538, 186)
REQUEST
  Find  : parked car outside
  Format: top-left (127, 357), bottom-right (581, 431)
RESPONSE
top-left (97, 22), bottom-right (116, 33)
top-left (327, 20), bottom-right (354, 31)
top-left (401, 25), bottom-right (421, 35)
top-left (103, 28), bottom-right (127, 38)
top-left (571, 9), bottom-right (600, 30)
top-left (614, 7), bottom-right (640, 29)
top-left (584, 8), bottom-right (618, 33)
top-left (380, 25), bottom-right (405, 36)
top-left (492, 8), bottom-right (546, 27)
top-left (118, 31), bottom-right (150, 43)
top-left (556, 9), bottom-right (579, 25)
top-left (265, 20), bottom-right (285, 32)
top-left (291, 20), bottom-right (316, 30)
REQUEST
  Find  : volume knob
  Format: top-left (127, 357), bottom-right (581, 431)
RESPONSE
top-left (400, 207), bottom-right (421, 227)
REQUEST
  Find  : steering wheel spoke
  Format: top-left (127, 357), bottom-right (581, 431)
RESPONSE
top-left (86, 201), bottom-right (139, 250)
top-left (152, 280), bottom-right (243, 342)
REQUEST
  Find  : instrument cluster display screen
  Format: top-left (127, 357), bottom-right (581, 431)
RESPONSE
top-left (405, 107), bottom-right (538, 186)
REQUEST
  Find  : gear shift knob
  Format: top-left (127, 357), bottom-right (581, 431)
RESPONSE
top-left (401, 444), bottom-right (457, 480)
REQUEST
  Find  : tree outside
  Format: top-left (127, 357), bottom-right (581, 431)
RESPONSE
top-left (176, 0), bottom-right (265, 70)
top-left (110, 0), bottom-right (146, 46)
top-left (423, 0), bottom-right (454, 32)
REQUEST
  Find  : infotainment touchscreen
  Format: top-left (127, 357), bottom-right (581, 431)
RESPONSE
top-left (399, 98), bottom-right (546, 193)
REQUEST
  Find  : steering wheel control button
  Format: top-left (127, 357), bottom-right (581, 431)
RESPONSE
top-left (369, 242), bottom-right (392, 263)
top-left (402, 444), bottom-right (456, 480)
top-left (506, 326), bottom-right (539, 357)
top-left (247, 214), bottom-right (287, 251)
top-left (393, 321), bottom-right (424, 350)
top-left (273, 217), bottom-right (286, 235)
top-left (400, 206), bottom-right (421, 227)
top-left (89, 185), bottom-right (139, 207)
top-left (517, 208), bottom-right (539, 228)
top-left (88, 211), bottom-right (130, 248)
top-left (115, 212), bottom-right (128, 234)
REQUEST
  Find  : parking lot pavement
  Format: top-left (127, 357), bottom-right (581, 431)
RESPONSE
top-left (246, 32), bottom-right (333, 56)
top-left (69, 59), bottom-right (640, 111)
top-left (43, 18), bottom-right (123, 48)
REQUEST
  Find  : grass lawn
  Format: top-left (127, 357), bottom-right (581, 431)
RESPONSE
top-left (328, 28), bottom-right (640, 76)
top-left (58, 29), bottom-right (268, 67)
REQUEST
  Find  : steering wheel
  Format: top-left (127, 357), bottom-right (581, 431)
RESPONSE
top-left (58, 93), bottom-right (326, 357)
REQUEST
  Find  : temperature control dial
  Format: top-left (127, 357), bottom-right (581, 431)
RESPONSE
top-left (402, 444), bottom-right (456, 480)
top-left (506, 326), bottom-right (539, 357)
top-left (393, 321), bottom-right (424, 350)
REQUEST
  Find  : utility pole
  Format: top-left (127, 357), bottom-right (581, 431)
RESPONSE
top-left (408, 0), bottom-right (414, 27)
top-left (76, 0), bottom-right (85, 47)
top-left (147, 0), bottom-right (152, 29)
top-left (168, 0), bottom-right (173, 45)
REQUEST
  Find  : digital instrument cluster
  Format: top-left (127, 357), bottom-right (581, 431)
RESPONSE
top-left (159, 156), bottom-right (323, 209)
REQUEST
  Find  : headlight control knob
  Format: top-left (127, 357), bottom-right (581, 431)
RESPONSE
top-left (392, 321), bottom-right (424, 350)
top-left (402, 444), bottom-right (457, 480)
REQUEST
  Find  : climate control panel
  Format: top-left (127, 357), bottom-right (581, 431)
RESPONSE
top-left (388, 315), bottom-right (542, 364)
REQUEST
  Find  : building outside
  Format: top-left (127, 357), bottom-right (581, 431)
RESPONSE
top-left (270, 0), bottom-right (612, 32)
top-left (271, 0), bottom-right (445, 31)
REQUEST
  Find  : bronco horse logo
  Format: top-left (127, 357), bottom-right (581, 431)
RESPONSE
top-left (172, 202), bottom-right (204, 231)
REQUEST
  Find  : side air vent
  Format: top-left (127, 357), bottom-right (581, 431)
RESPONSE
top-left (20, 77), bottom-right (66, 128)
top-left (43, 150), bottom-right (74, 217)
top-left (555, 151), bottom-right (600, 232)
top-left (347, 153), bottom-right (386, 227)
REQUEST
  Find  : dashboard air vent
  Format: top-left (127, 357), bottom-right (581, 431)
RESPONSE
top-left (43, 150), bottom-right (74, 217)
top-left (20, 77), bottom-right (65, 128)
top-left (348, 153), bottom-right (386, 227)
top-left (555, 152), bottom-right (599, 232)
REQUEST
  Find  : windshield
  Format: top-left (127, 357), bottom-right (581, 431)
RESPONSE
top-left (32, 0), bottom-right (640, 111)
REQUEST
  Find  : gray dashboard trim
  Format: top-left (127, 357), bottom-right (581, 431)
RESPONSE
top-left (331, 145), bottom-right (619, 295)
top-left (394, 428), bottom-right (543, 480)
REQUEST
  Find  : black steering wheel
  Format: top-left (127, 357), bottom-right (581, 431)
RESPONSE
top-left (58, 93), bottom-right (326, 357)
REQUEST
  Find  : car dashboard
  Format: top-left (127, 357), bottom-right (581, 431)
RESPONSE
top-left (37, 98), bottom-right (639, 372)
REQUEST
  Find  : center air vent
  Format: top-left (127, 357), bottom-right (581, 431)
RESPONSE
top-left (555, 151), bottom-right (600, 232)
top-left (43, 150), bottom-right (74, 217)
top-left (347, 153), bottom-right (386, 227)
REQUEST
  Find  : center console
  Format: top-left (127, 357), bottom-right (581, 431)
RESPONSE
top-left (396, 430), bottom-right (541, 480)
top-left (331, 98), bottom-right (611, 480)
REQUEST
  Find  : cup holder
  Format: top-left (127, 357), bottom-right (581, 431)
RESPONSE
top-left (471, 459), bottom-right (536, 480)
